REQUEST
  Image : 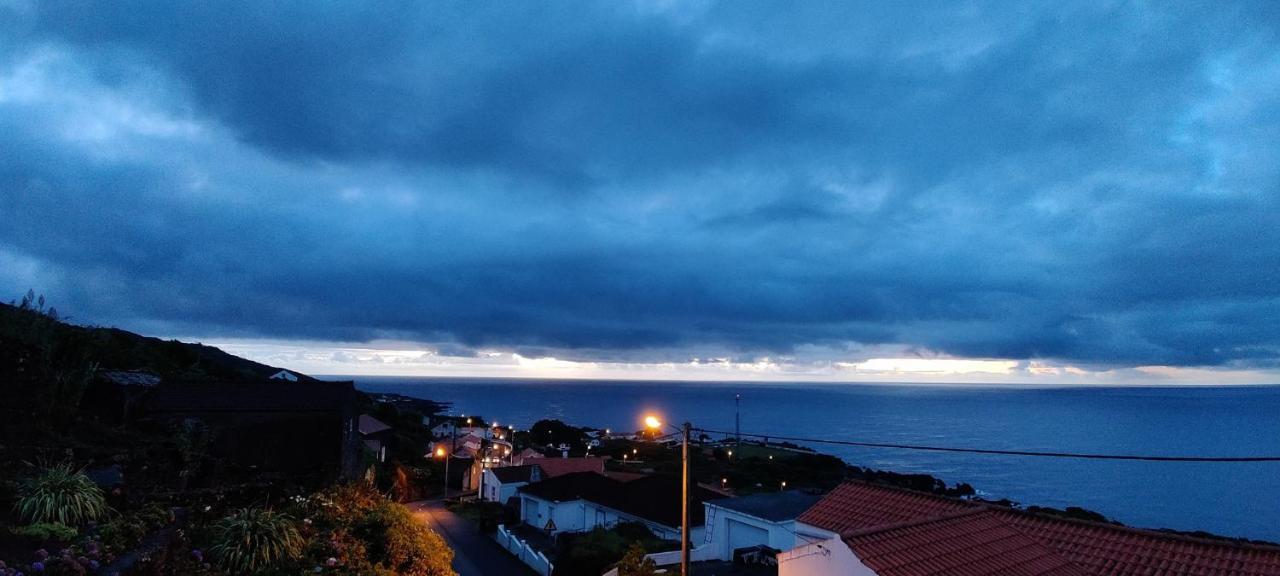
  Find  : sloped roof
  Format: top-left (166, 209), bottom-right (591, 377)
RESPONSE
top-left (993, 509), bottom-right (1280, 576)
top-left (800, 482), bottom-right (1280, 576)
top-left (798, 481), bottom-right (972, 534)
top-left (145, 380), bottom-right (355, 413)
top-left (710, 490), bottom-right (822, 523)
top-left (533, 457), bottom-right (606, 478)
top-left (844, 509), bottom-right (1087, 576)
top-left (519, 471), bottom-right (616, 503)
top-left (98, 370), bottom-right (161, 387)
top-left (491, 465), bottom-right (539, 484)
top-left (358, 414), bottom-right (392, 435)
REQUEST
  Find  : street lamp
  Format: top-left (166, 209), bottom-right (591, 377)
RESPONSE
top-left (435, 446), bottom-right (449, 497)
top-left (644, 415), bottom-right (692, 576)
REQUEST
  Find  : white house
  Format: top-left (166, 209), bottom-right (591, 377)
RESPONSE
top-left (517, 472), bottom-right (724, 541)
top-left (482, 464), bottom-right (543, 504)
top-left (696, 491), bottom-right (825, 561)
top-left (269, 369), bottom-right (298, 381)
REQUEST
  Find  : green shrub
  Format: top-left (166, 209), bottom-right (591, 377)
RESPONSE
top-left (303, 483), bottom-right (454, 576)
top-left (617, 542), bottom-right (658, 576)
top-left (210, 507), bottom-right (304, 575)
top-left (98, 516), bottom-right (148, 554)
top-left (14, 464), bottom-right (108, 526)
top-left (10, 521), bottom-right (78, 541)
top-left (364, 500), bottom-right (453, 576)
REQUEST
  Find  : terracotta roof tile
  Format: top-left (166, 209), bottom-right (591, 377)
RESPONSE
top-left (797, 481), bottom-right (975, 534)
top-left (533, 457), bottom-right (606, 478)
top-left (800, 482), bottom-right (1280, 576)
top-left (844, 510), bottom-right (1088, 576)
top-left (993, 509), bottom-right (1280, 576)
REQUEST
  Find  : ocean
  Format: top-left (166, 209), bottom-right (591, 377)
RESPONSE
top-left (348, 377), bottom-right (1280, 541)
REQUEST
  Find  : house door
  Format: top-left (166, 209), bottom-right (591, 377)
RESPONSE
top-left (727, 519), bottom-right (769, 556)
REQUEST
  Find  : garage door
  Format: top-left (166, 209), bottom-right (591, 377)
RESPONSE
top-left (727, 519), bottom-right (770, 554)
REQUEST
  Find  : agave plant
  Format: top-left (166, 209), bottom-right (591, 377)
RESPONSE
top-left (15, 463), bottom-right (108, 526)
top-left (210, 507), bottom-right (304, 574)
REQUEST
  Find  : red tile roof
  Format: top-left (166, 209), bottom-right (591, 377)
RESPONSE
top-left (799, 482), bottom-right (1280, 576)
top-left (845, 509), bottom-right (1088, 576)
top-left (993, 509), bottom-right (1280, 576)
top-left (797, 481), bottom-right (972, 534)
top-left (533, 457), bottom-right (606, 478)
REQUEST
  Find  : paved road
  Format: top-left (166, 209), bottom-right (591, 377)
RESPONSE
top-left (408, 500), bottom-right (537, 576)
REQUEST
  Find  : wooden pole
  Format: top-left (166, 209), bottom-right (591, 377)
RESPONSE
top-left (682, 421), bottom-right (691, 576)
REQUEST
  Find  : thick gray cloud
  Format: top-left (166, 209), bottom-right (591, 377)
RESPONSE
top-left (1, 1), bottom-right (1278, 369)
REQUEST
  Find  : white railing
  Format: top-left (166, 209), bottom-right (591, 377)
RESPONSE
top-left (496, 524), bottom-right (554, 576)
top-left (645, 544), bottom-right (717, 566)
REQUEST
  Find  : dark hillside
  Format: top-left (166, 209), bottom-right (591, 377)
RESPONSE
top-left (0, 298), bottom-right (315, 384)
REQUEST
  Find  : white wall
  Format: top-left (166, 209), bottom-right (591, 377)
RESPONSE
top-left (777, 536), bottom-right (876, 576)
top-left (482, 470), bottom-right (527, 503)
top-left (519, 494), bottom-right (688, 541)
top-left (520, 494), bottom-right (587, 533)
top-left (700, 503), bottom-right (829, 561)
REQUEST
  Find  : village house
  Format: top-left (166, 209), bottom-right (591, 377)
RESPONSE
top-left (777, 481), bottom-right (1280, 576)
top-left (479, 456), bottom-right (611, 503)
top-left (358, 414), bottom-right (393, 463)
top-left (482, 464), bottom-right (543, 504)
top-left (517, 472), bottom-right (726, 541)
top-left (141, 379), bottom-right (362, 480)
top-left (695, 491), bottom-right (824, 562)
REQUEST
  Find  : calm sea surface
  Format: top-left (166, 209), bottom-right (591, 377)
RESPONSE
top-left (348, 377), bottom-right (1280, 541)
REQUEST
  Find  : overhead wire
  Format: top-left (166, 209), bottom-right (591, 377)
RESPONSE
top-left (693, 427), bottom-right (1280, 462)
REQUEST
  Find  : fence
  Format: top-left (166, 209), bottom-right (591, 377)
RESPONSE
top-left (495, 524), bottom-right (554, 576)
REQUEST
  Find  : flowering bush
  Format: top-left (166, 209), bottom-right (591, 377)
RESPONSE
top-left (299, 484), bottom-right (453, 576)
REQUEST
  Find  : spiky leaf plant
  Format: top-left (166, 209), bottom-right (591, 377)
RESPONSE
top-left (15, 464), bottom-right (108, 526)
top-left (210, 507), bottom-right (304, 574)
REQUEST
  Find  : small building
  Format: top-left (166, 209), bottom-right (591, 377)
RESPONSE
top-left (517, 472), bottom-right (726, 541)
top-left (483, 464), bottom-right (543, 504)
top-left (697, 490), bottom-right (824, 562)
top-left (358, 414), bottom-right (393, 462)
top-left (270, 369), bottom-right (299, 381)
top-left (142, 379), bottom-right (361, 480)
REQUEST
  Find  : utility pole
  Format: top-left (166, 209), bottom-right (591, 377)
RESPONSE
top-left (448, 420), bottom-right (458, 497)
top-left (681, 421), bottom-right (691, 576)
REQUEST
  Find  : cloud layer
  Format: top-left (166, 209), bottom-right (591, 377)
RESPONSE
top-left (2, 1), bottom-right (1279, 376)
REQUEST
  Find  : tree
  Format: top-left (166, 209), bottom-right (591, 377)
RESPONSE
top-left (530, 419), bottom-right (586, 449)
top-left (616, 543), bottom-right (658, 576)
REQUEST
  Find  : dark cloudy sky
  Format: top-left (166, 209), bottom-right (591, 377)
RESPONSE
top-left (2, 1), bottom-right (1278, 382)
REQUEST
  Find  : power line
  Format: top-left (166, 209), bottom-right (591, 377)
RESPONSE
top-left (692, 427), bottom-right (1280, 462)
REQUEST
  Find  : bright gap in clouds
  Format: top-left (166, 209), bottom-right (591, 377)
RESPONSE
top-left (198, 339), bottom-right (1280, 385)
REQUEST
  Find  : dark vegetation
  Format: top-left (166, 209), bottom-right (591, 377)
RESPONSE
top-left (553, 522), bottom-right (674, 576)
top-left (0, 293), bottom-right (457, 575)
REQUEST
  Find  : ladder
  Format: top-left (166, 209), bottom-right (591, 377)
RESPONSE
top-left (703, 505), bottom-right (717, 544)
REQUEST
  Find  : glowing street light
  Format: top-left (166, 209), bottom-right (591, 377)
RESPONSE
top-left (642, 413), bottom-right (692, 576)
top-left (435, 446), bottom-right (450, 496)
